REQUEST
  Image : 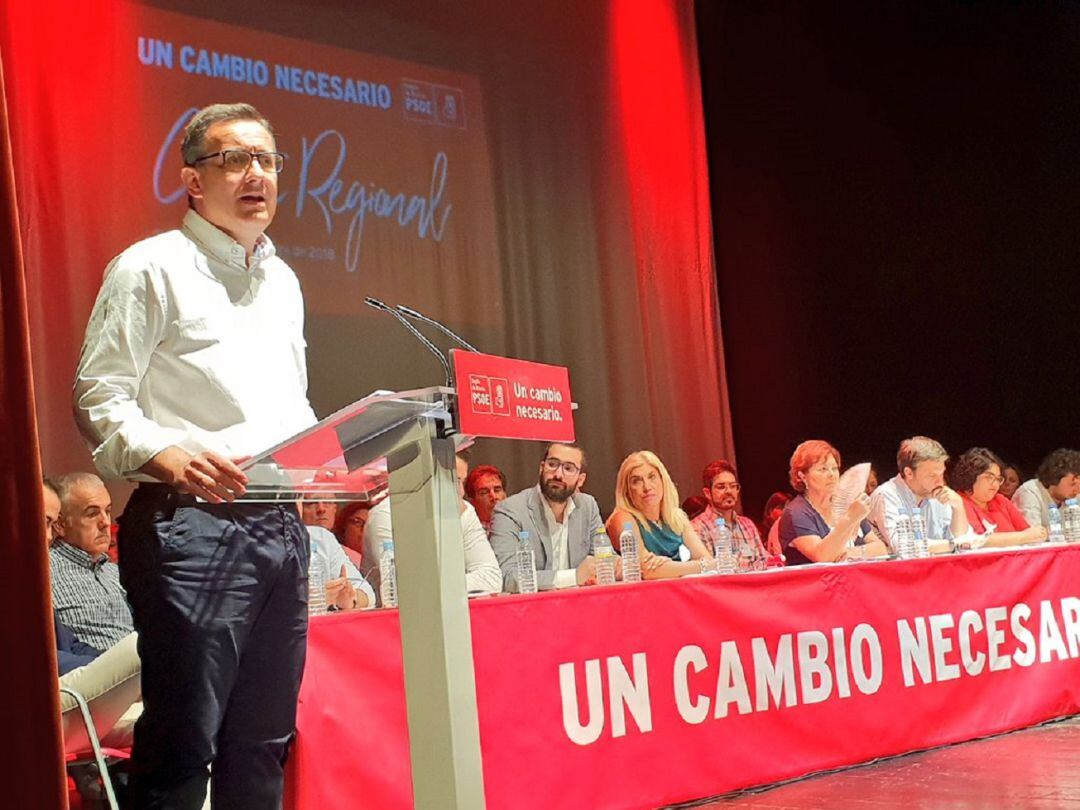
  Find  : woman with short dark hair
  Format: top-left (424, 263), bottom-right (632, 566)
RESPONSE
top-left (951, 448), bottom-right (1047, 547)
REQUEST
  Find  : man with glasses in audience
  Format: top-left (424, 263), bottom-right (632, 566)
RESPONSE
top-left (868, 435), bottom-right (973, 550)
top-left (691, 460), bottom-right (767, 558)
top-left (73, 103), bottom-right (315, 809)
top-left (490, 442), bottom-right (605, 591)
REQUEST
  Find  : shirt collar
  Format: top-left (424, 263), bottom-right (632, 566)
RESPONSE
top-left (536, 484), bottom-right (576, 529)
top-left (52, 541), bottom-right (108, 570)
top-left (700, 503), bottom-right (741, 525)
top-left (891, 474), bottom-right (925, 507)
top-left (181, 209), bottom-right (275, 276)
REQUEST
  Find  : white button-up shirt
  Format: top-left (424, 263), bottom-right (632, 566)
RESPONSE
top-left (540, 486), bottom-right (578, 589)
top-left (360, 500), bottom-right (502, 602)
top-left (74, 210), bottom-right (317, 479)
top-left (1012, 478), bottom-right (1055, 528)
top-left (306, 526), bottom-right (376, 609)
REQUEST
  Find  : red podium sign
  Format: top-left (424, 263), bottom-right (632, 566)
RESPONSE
top-left (451, 350), bottom-right (575, 442)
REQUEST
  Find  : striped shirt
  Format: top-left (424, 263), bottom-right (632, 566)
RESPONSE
top-left (49, 542), bottom-right (133, 650)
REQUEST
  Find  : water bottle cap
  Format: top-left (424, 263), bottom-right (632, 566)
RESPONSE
top-left (1068, 499), bottom-right (1079, 506)
top-left (381, 539), bottom-right (393, 551)
top-left (518, 530), bottom-right (530, 540)
top-left (622, 522), bottom-right (633, 531)
top-left (714, 517), bottom-right (726, 526)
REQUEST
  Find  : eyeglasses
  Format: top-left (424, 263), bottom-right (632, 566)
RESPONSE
top-left (979, 472), bottom-right (1006, 485)
top-left (543, 458), bottom-right (581, 476)
top-left (712, 483), bottom-right (741, 492)
top-left (189, 149), bottom-right (285, 173)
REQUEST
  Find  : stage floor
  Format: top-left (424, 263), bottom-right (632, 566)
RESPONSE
top-left (685, 714), bottom-right (1080, 809)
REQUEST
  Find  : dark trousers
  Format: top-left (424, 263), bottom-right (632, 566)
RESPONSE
top-left (118, 485), bottom-right (309, 810)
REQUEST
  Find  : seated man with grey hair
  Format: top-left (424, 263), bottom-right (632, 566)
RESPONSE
top-left (43, 477), bottom-right (142, 757)
top-left (868, 436), bottom-right (973, 550)
top-left (49, 472), bottom-right (134, 650)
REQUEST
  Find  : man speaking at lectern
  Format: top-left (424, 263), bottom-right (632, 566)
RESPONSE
top-left (74, 103), bottom-right (316, 809)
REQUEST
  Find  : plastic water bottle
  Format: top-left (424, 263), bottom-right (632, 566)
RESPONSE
top-left (379, 539), bottom-right (398, 608)
top-left (1048, 503), bottom-right (1065, 543)
top-left (619, 522), bottom-right (642, 583)
top-left (594, 535), bottom-right (617, 585)
top-left (893, 513), bottom-right (915, 559)
top-left (712, 518), bottom-right (736, 574)
top-left (1064, 499), bottom-right (1080, 543)
top-left (734, 527), bottom-right (757, 571)
top-left (910, 510), bottom-right (930, 558)
top-left (307, 554), bottom-right (328, 616)
top-left (515, 531), bottom-right (538, 594)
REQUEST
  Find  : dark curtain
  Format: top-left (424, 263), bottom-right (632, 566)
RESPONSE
top-left (0, 43), bottom-right (68, 809)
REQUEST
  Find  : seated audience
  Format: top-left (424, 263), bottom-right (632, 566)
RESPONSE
top-left (691, 460), bottom-right (767, 558)
top-left (1012, 448), bottom-right (1080, 528)
top-left (366, 453), bottom-right (502, 600)
top-left (868, 436), bottom-right (973, 551)
top-left (306, 525), bottom-right (374, 610)
top-left (464, 464), bottom-right (508, 535)
top-left (779, 441), bottom-right (883, 564)
top-left (605, 450), bottom-right (712, 579)
top-left (300, 496), bottom-right (336, 532)
top-left (490, 442), bottom-right (604, 591)
top-left (761, 491), bottom-right (791, 555)
top-left (865, 466), bottom-right (880, 495)
top-left (680, 495), bottom-right (708, 521)
top-left (44, 478), bottom-right (141, 754)
top-left (1000, 462), bottom-right (1022, 500)
top-left (50, 473), bottom-right (133, 649)
top-left (950, 448), bottom-right (1047, 546)
top-left (333, 500), bottom-right (373, 569)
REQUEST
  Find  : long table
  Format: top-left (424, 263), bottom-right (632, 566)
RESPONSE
top-left (285, 544), bottom-right (1080, 809)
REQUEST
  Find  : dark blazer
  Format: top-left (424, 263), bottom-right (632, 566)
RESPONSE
top-left (490, 486), bottom-right (604, 592)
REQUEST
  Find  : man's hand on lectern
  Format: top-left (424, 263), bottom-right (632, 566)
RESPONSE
top-left (142, 446), bottom-right (248, 503)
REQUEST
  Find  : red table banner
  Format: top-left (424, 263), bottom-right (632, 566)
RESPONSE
top-left (452, 350), bottom-right (575, 442)
top-left (286, 545), bottom-right (1080, 809)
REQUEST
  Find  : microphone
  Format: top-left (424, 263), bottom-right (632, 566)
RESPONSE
top-left (364, 297), bottom-right (452, 388)
top-left (396, 304), bottom-right (480, 353)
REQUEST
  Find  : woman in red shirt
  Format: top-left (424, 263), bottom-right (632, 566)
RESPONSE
top-left (951, 448), bottom-right (1048, 546)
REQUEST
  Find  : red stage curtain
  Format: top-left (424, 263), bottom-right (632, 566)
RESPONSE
top-left (0, 45), bottom-right (68, 809)
top-left (5, 0), bottom-right (733, 512)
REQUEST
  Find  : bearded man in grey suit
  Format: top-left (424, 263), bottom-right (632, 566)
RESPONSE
top-left (490, 442), bottom-right (606, 592)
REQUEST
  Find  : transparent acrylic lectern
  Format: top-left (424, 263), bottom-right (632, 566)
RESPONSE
top-left (239, 386), bottom-right (486, 809)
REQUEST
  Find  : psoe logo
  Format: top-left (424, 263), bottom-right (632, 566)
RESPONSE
top-left (469, 374), bottom-right (492, 413)
top-left (402, 80), bottom-right (436, 123)
top-left (468, 374), bottom-right (511, 417)
top-left (433, 85), bottom-right (467, 130)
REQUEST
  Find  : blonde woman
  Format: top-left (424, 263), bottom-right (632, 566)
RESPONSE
top-left (605, 450), bottom-right (713, 579)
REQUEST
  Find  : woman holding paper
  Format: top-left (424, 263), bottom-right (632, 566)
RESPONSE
top-left (606, 450), bottom-right (713, 579)
top-left (778, 440), bottom-right (888, 565)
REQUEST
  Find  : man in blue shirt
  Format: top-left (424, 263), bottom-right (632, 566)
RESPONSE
top-left (869, 436), bottom-right (974, 550)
